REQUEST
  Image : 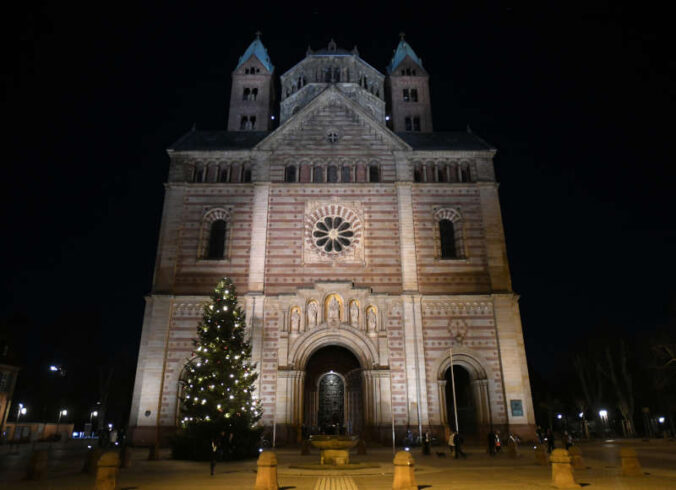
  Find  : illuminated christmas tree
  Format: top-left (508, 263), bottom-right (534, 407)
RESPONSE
top-left (172, 277), bottom-right (262, 460)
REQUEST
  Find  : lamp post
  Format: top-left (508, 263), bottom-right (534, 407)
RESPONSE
top-left (449, 346), bottom-right (459, 433)
top-left (90, 410), bottom-right (98, 433)
top-left (599, 409), bottom-right (608, 436)
top-left (51, 409), bottom-right (67, 450)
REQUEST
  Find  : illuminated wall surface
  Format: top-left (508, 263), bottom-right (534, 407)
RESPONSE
top-left (129, 36), bottom-right (536, 445)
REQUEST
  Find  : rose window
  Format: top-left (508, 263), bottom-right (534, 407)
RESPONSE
top-left (312, 216), bottom-right (354, 253)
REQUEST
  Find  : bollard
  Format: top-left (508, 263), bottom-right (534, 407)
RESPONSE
top-left (26, 450), bottom-right (49, 480)
top-left (254, 451), bottom-right (279, 490)
top-left (83, 448), bottom-right (104, 474)
top-left (550, 449), bottom-right (580, 489)
top-left (568, 446), bottom-right (584, 470)
top-left (620, 447), bottom-right (643, 477)
top-left (392, 450), bottom-right (417, 490)
top-left (534, 445), bottom-right (549, 465)
top-left (120, 445), bottom-right (133, 468)
top-left (148, 442), bottom-right (159, 461)
top-left (95, 451), bottom-right (120, 490)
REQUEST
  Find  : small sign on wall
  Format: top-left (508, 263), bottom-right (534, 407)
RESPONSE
top-left (510, 399), bottom-right (524, 417)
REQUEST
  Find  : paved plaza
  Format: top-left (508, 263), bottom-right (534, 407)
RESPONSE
top-left (1, 439), bottom-right (675, 489)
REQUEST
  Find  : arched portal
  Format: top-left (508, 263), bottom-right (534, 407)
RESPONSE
top-left (303, 346), bottom-right (363, 435)
top-left (445, 365), bottom-right (477, 435)
top-left (434, 350), bottom-right (492, 442)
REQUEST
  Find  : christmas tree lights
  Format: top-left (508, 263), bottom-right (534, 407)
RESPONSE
top-left (173, 277), bottom-right (262, 460)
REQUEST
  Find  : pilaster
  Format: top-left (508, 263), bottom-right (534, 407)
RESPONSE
top-left (493, 293), bottom-right (535, 436)
top-left (129, 295), bottom-right (173, 443)
top-left (477, 183), bottom-right (512, 292)
top-left (248, 183), bottom-right (270, 293)
top-left (396, 183), bottom-right (419, 292)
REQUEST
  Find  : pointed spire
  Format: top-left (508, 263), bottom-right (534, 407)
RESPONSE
top-left (387, 34), bottom-right (423, 74)
top-left (235, 32), bottom-right (274, 72)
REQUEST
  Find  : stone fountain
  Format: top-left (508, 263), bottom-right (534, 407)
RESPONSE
top-left (309, 435), bottom-right (359, 465)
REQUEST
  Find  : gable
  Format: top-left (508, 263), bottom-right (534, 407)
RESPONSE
top-left (255, 87), bottom-right (410, 152)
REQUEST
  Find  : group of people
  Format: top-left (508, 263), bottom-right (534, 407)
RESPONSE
top-left (486, 430), bottom-right (503, 455)
top-left (536, 426), bottom-right (574, 453)
top-left (447, 430), bottom-right (467, 458)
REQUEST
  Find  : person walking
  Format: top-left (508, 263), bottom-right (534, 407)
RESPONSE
top-left (453, 431), bottom-right (467, 459)
top-left (546, 428), bottom-right (554, 453)
top-left (487, 430), bottom-right (496, 456)
top-left (448, 429), bottom-right (456, 457)
top-left (423, 431), bottom-right (431, 455)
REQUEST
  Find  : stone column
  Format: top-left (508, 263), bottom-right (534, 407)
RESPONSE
top-left (437, 380), bottom-right (448, 425)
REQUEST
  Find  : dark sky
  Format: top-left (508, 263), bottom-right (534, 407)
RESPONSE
top-left (2, 1), bottom-right (675, 421)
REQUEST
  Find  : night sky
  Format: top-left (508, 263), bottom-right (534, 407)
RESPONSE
top-left (2, 2), bottom-right (675, 423)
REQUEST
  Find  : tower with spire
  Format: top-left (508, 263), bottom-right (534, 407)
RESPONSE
top-left (386, 33), bottom-right (433, 133)
top-left (227, 32), bottom-right (275, 131)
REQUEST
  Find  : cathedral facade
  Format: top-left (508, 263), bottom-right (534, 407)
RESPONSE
top-left (129, 34), bottom-right (536, 445)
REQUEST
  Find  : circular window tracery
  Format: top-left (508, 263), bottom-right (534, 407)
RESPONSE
top-left (312, 216), bottom-right (354, 253)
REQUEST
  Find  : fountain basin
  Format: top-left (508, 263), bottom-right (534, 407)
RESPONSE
top-left (309, 435), bottom-right (359, 465)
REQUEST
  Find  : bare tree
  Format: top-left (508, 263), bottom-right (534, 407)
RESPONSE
top-left (602, 343), bottom-right (634, 436)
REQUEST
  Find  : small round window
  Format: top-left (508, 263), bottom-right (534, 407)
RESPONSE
top-left (312, 216), bottom-right (354, 253)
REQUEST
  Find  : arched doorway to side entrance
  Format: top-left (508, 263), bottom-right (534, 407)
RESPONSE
top-left (445, 365), bottom-right (477, 436)
top-left (303, 345), bottom-right (363, 436)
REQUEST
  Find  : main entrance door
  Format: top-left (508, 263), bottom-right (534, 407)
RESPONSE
top-left (304, 346), bottom-right (363, 435)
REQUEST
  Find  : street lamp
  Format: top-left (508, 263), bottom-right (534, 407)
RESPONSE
top-left (658, 417), bottom-right (665, 424)
top-left (16, 403), bottom-right (27, 423)
top-left (557, 413), bottom-right (563, 420)
top-left (599, 409), bottom-right (608, 420)
top-left (49, 365), bottom-right (66, 376)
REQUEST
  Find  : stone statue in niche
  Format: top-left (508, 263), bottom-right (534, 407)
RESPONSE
top-left (350, 301), bottom-right (359, 327)
top-left (307, 302), bottom-right (318, 329)
top-left (290, 309), bottom-right (300, 333)
top-left (367, 309), bottom-right (377, 333)
top-left (328, 296), bottom-right (340, 323)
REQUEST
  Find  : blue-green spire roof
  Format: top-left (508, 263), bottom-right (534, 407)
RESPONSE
top-left (235, 33), bottom-right (274, 73)
top-left (387, 35), bottom-right (423, 74)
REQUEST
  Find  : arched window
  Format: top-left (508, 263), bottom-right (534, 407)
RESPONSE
top-left (413, 117), bottom-right (421, 132)
top-left (242, 88), bottom-right (250, 101)
top-left (207, 220), bottom-right (227, 259)
top-left (439, 220), bottom-right (457, 259)
top-left (333, 67), bottom-right (340, 82)
top-left (405, 117), bottom-right (412, 131)
top-left (460, 163), bottom-right (471, 182)
top-left (249, 116), bottom-right (256, 130)
top-left (411, 88), bottom-right (418, 102)
top-left (240, 116), bottom-right (248, 130)
top-left (368, 165), bottom-right (380, 183)
top-left (194, 166), bottom-right (205, 182)
top-left (285, 165), bottom-right (296, 182)
top-left (435, 208), bottom-right (464, 260)
top-left (218, 166), bottom-right (229, 183)
top-left (413, 167), bottom-right (422, 182)
top-left (327, 165), bottom-right (338, 183)
top-left (313, 166), bottom-right (324, 183)
top-left (243, 167), bottom-right (252, 182)
top-left (341, 166), bottom-right (351, 183)
top-left (437, 166), bottom-right (448, 183)
top-left (251, 88), bottom-right (258, 101)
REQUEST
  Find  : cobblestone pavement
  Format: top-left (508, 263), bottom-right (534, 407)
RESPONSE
top-left (0, 439), bottom-right (674, 489)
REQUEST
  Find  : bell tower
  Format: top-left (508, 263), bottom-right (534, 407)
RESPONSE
top-left (386, 33), bottom-right (433, 133)
top-left (227, 32), bottom-right (275, 131)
